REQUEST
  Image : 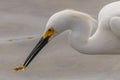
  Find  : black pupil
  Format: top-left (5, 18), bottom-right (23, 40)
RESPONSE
top-left (48, 29), bottom-right (51, 31)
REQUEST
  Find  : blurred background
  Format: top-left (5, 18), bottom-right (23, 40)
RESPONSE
top-left (0, 0), bottom-right (120, 80)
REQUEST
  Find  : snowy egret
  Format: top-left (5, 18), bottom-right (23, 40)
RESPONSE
top-left (14, 1), bottom-right (120, 71)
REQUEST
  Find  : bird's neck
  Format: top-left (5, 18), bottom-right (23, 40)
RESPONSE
top-left (68, 17), bottom-right (97, 52)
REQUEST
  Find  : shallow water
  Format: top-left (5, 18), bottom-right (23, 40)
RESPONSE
top-left (0, 0), bottom-right (120, 80)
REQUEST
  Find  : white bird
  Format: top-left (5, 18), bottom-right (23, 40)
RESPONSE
top-left (14, 1), bottom-right (120, 71)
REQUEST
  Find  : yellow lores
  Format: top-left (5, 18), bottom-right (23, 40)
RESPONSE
top-left (42, 27), bottom-right (55, 38)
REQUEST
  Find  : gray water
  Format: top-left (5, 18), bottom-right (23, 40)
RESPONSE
top-left (0, 0), bottom-right (120, 80)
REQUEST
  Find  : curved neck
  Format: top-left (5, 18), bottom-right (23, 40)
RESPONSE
top-left (68, 16), bottom-right (97, 52)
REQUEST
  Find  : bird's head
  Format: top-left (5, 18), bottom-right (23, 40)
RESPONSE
top-left (45, 10), bottom-right (75, 36)
top-left (13, 10), bottom-right (74, 71)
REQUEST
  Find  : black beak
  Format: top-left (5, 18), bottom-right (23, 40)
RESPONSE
top-left (13, 27), bottom-right (55, 72)
top-left (23, 36), bottom-right (50, 68)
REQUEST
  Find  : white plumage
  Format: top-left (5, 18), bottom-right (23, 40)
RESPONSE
top-left (13, 1), bottom-right (120, 71)
top-left (45, 1), bottom-right (120, 54)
